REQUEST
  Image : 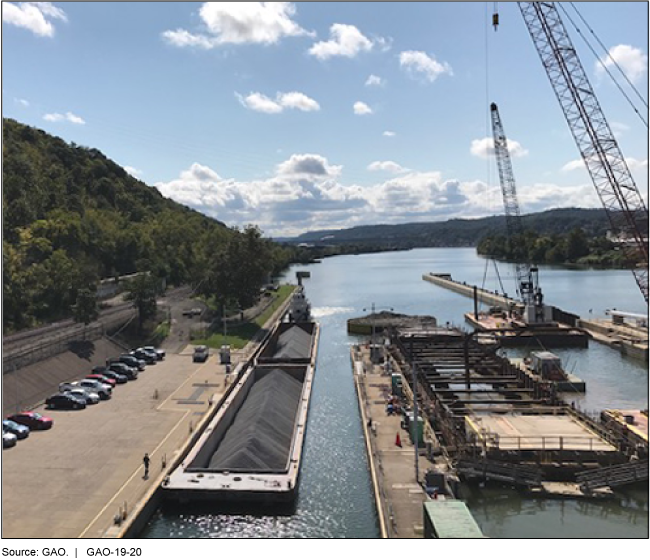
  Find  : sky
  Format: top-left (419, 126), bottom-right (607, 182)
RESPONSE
top-left (2, 2), bottom-right (648, 237)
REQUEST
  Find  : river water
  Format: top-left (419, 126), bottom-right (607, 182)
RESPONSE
top-left (140, 248), bottom-right (648, 538)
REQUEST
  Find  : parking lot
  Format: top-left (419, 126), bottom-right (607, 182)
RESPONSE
top-left (2, 351), bottom-right (227, 538)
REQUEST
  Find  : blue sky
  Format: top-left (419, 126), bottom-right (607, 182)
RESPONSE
top-left (2, 2), bottom-right (648, 236)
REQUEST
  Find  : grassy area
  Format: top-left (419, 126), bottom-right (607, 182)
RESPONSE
top-left (192, 284), bottom-right (295, 350)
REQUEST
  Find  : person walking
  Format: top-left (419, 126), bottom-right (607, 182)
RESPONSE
top-left (143, 453), bottom-right (150, 479)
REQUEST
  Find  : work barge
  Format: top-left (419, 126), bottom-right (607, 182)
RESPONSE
top-left (164, 290), bottom-right (319, 505)
top-left (423, 272), bottom-right (590, 348)
top-left (388, 328), bottom-right (647, 485)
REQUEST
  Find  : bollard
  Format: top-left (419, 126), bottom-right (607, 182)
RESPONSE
top-left (161, 454), bottom-right (167, 469)
top-left (153, 389), bottom-right (159, 400)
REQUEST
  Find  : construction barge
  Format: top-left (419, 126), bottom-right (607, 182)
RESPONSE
top-left (163, 288), bottom-right (319, 504)
top-left (423, 272), bottom-right (590, 348)
top-left (382, 326), bottom-right (647, 493)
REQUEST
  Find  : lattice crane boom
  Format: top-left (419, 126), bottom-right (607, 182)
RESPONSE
top-left (490, 102), bottom-right (541, 307)
top-left (518, 1), bottom-right (649, 303)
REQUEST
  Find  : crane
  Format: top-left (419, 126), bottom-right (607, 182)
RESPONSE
top-left (516, 2), bottom-right (649, 303)
top-left (490, 102), bottom-right (548, 324)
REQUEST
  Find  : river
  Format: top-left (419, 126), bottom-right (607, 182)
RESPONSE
top-left (140, 248), bottom-right (648, 538)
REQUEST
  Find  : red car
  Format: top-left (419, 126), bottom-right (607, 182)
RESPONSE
top-left (7, 412), bottom-right (53, 430)
top-left (85, 374), bottom-right (117, 388)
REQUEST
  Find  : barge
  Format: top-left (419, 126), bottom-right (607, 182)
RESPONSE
top-left (163, 289), bottom-right (319, 504)
top-left (423, 272), bottom-right (589, 348)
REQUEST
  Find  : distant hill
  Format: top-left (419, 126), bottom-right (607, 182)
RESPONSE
top-left (282, 208), bottom-right (611, 249)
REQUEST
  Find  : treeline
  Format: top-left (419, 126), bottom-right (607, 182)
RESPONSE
top-left (476, 227), bottom-right (633, 267)
top-left (285, 208), bottom-right (611, 248)
top-left (3, 118), bottom-right (292, 332)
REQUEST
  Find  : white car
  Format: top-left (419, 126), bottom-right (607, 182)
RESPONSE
top-left (60, 380), bottom-right (111, 400)
top-left (64, 388), bottom-right (100, 405)
top-left (3, 431), bottom-right (17, 448)
top-left (142, 346), bottom-right (165, 360)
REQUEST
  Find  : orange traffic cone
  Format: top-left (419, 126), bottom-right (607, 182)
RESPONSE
top-left (395, 433), bottom-right (402, 447)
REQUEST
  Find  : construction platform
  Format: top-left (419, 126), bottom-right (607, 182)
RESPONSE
top-left (423, 272), bottom-right (589, 348)
top-left (464, 312), bottom-right (589, 348)
top-left (601, 409), bottom-right (648, 449)
top-left (388, 329), bottom-right (626, 473)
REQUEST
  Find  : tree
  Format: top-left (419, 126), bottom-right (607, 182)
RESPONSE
top-left (73, 288), bottom-right (100, 339)
top-left (565, 227), bottom-right (590, 262)
top-left (201, 226), bottom-right (273, 313)
top-left (124, 274), bottom-right (158, 332)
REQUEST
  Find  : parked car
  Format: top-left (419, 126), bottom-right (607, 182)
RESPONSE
top-left (193, 345), bottom-right (209, 362)
top-left (3, 431), bottom-right (17, 449)
top-left (107, 362), bottom-right (138, 380)
top-left (77, 380), bottom-right (112, 400)
top-left (85, 373), bottom-right (117, 388)
top-left (7, 412), bottom-right (53, 430)
top-left (46, 393), bottom-right (86, 410)
top-left (2, 419), bottom-right (30, 439)
top-left (63, 388), bottom-right (100, 405)
top-left (182, 308), bottom-right (202, 317)
top-left (130, 349), bottom-right (156, 365)
top-left (113, 355), bottom-right (145, 371)
top-left (100, 370), bottom-right (128, 384)
top-left (142, 346), bottom-right (165, 360)
top-left (59, 379), bottom-right (113, 401)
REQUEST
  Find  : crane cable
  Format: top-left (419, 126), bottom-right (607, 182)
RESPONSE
top-left (558, 3), bottom-right (648, 128)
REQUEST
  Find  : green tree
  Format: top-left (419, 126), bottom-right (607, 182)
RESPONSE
top-left (73, 288), bottom-right (100, 339)
top-left (565, 227), bottom-right (590, 261)
top-left (124, 274), bottom-right (159, 332)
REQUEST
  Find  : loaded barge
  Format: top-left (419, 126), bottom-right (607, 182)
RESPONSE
top-left (163, 288), bottom-right (319, 504)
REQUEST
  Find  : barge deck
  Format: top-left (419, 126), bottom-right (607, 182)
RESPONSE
top-left (163, 321), bottom-right (319, 504)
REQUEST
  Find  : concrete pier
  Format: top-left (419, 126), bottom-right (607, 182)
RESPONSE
top-left (351, 343), bottom-right (458, 538)
top-left (578, 318), bottom-right (648, 361)
top-left (423, 272), bottom-right (521, 310)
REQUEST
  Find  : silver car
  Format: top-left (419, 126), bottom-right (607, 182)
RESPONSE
top-left (64, 388), bottom-right (100, 405)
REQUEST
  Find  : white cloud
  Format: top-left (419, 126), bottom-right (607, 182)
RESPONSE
top-left (367, 161), bottom-right (409, 174)
top-left (161, 29), bottom-right (216, 49)
top-left (14, 98), bottom-right (29, 107)
top-left (308, 23), bottom-right (377, 60)
top-left (399, 50), bottom-right (452, 83)
top-left (276, 153), bottom-right (342, 178)
top-left (353, 101), bottom-right (373, 115)
top-left (125, 166), bottom-right (143, 177)
top-left (2, 2), bottom-right (67, 37)
top-left (155, 154), bottom-right (611, 236)
top-left (561, 159), bottom-right (585, 173)
top-left (383, 130), bottom-right (396, 137)
top-left (470, 137), bottom-right (528, 159)
top-left (236, 91), bottom-right (320, 113)
top-left (162, 2), bottom-right (313, 49)
top-left (596, 44), bottom-right (648, 84)
top-left (43, 111), bottom-right (85, 125)
top-left (365, 74), bottom-right (385, 87)
top-left (277, 91), bottom-right (320, 112)
top-left (562, 156), bottom-right (648, 175)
